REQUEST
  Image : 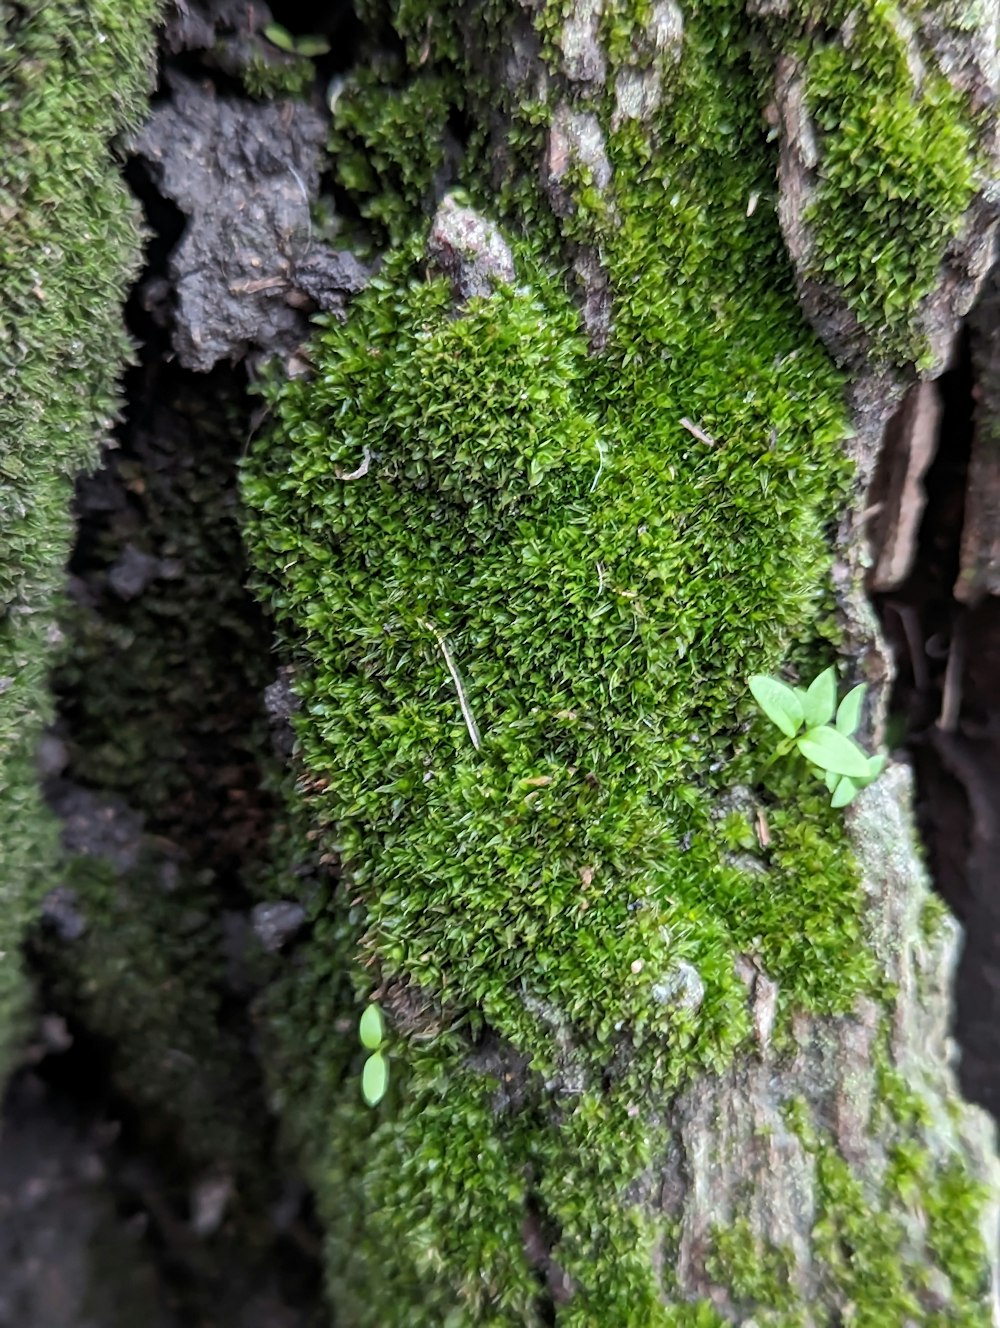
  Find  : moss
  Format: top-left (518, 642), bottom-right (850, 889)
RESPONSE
top-left (241, 49), bottom-right (316, 101)
top-left (705, 1219), bottom-right (798, 1316)
top-left (329, 66), bottom-right (461, 247)
top-left (781, 1096), bottom-right (994, 1325)
top-left (803, 0), bottom-right (979, 364)
top-left (920, 890), bottom-right (951, 944)
top-left (0, 0), bottom-right (159, 1078)
top-left (241, 0), bottom-right (992, 1318)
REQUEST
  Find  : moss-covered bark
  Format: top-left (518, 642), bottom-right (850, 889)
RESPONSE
top-left (0, 0), bottom-right (159, 1078)
top-left (240, 0), bottom-right (1000, 1322)
top-left (4, 0), bottom-right (999, 1321)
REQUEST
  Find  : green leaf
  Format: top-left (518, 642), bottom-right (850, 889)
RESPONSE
top-left (831, 776), bottom-right (860, 808)
top-left (362, 1051), bottom-right (389, 1107)
top-left (824, 768), bottom-right (840, 793)
top-left (749, 675), bottom-right (805, 739)
top-left (836, 683), bottom-right (867, 737)
top-left (796, 726), bottom-right (872, 779)
top-left (866, 752), bottom-right (887, 780)
top-left (295, 34), bottom-right (331, 56)
top-left (263, 22), bottom-right (296, 51)
top-left (359, 1004), bottom-right (385, 1050)
top-left (803, 666), bottom-right (837, 728)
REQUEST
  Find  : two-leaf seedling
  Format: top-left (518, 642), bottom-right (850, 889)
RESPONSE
top-left (748, 667), bottom-right (885, 807)
top-left (359, 1004), bottom-right (389, 1107)
top-left (263, 23), bottom-right (331, 57)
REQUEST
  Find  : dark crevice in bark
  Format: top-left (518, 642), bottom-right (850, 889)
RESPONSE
top-left (873, 298), bottom-right (1000, 1123)
top-left (2, 19), bottom-right (339, 1323)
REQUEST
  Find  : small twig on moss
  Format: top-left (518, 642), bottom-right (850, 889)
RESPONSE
top-left (590, 439), bottom-right (607, 493)
top-left (680, 417), bottom-right (716, 447)
top-left (418, 618), bottom-right (482, 751)
top-left (336, 448), bottom-right (371, 481)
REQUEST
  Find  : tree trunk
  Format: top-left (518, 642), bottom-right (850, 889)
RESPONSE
top-left (4, 0), bottom-right (1000, 1324)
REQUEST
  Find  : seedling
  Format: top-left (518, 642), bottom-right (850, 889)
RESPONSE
top-left (748, 667), bottom-right (885, 807)
top-left (263, 23), bottom-right (330, 57)
top-left (359, 1003), bottom-right (389, 1107)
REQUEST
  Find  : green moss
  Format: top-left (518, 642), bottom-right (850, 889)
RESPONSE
top-left (705, 1219), bottom-right (800, 1320)
top-left (241, 0), bottom-right (993, 1318)
top-left (804, 0), bottom-right (979, 364)
top-left (782, 1097), bottom-right (994, 1325)
top-left (0, 0), bottom-right (159, 1079)
top-left (925, 1157), bottom-right (993, 1304)
top-left (920, 890), bottom-right (951, 944)
top-left (329, 66), bottom-right (460, 247)
top-left (241, 49), bottom-right (315, 101)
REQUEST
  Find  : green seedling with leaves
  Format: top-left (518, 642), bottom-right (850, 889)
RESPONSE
top-left (263, 23), bottom-right (330, 57)
top-left (749, 667), bottom-right (886, 807)
top-left (359, 1003), bottom-right (389, 1108)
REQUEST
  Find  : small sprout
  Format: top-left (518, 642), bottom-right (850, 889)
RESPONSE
top-left (295, 34), bottom-right (331, 57)
top-left (358, 1003), bottom-right (389, 1107)
top-left (262, 24), bottom-right (329, 57)
top-left (748, 668), bottom-right (884, 807)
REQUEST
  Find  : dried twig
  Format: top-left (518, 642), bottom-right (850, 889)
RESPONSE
top-left (680, 417), bottom-right (716, 447)
top-left (335, 448), bottom-right (371, 481)
top-left (419, 619), bottom-right (482, 751)
top-left (590, 439), bottom-right (607, 493)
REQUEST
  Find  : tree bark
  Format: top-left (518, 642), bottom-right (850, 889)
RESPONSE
top-left (4, 0), bottom-right (1000, 1324)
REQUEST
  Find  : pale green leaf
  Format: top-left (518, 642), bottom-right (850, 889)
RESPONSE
top-left (359, 1004), bottom-right (385, 1050)
top-left (264, 22), bottom-right (296, 51)
top-left (295, 34), bottom-right (331, 56)
top-left (749, 675), bottom-right (805, 739)
top-left (362, 1051), bottom-right (389, 1107)
top-left (796, 726), bottom-right (872, 779)
top-left (831, 776), bottom-right (860, 808)
top-left (836, 683), bottom-right (867, 737)
top-left (867, 752), bottom-right (887, 780)
top-left (803, 667), bottom-right (837, 728)
top-left (824, 768), bottom-right (840, 793)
